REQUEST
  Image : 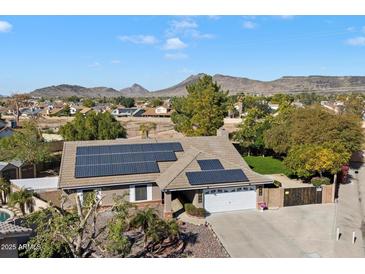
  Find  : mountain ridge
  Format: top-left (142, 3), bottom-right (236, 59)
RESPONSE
top-left (27, 74), bottom-right (365, 98)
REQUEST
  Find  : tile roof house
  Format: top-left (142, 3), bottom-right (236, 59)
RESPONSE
top-left (142, 106), bottom-right (172, 117)
top-left (111, 107), bottom-right (145, 117)
top-left (59, 136), bottom-right (272, 218)
top-left (0, 222), bottom-right (32, 258)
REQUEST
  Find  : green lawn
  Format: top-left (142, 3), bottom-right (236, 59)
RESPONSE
top-left (243, 155), bottom-right (292, 175)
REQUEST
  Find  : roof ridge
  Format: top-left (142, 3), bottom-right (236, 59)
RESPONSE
top-left (158, 148), bottom-right (202, 190)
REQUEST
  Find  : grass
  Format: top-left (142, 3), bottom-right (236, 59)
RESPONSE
top-left (243, 155), bottom-right (292, 176)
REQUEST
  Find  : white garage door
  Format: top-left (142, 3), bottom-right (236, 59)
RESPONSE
top-left (204, 186), bottom-right (256, 213)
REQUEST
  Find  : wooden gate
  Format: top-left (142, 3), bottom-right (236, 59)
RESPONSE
top-left (283, 187), bottom-right (322, 207)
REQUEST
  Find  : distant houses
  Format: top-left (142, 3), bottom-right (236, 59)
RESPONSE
top-left (142, 106), bottom-right (172, 117)
top-left (111, 107), bottom-right (145, 117)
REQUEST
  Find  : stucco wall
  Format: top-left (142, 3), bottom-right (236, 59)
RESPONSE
top-left (322, 184), bottom-right (334, 204)
top-left (63, 183), bottom-right (162, 208)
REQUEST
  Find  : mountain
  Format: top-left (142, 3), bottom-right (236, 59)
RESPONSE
top-left (29, 75), bottom-right (365, 98)
top-left (31, 84), bottom-right (121, 98)
top-left (152, 74), bottom-right (365, 96)
top-left (119, 84), bottom-right (150, 97)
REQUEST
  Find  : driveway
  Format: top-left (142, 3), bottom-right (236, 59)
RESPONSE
top-left (207, 203), bottom-right (364, 258)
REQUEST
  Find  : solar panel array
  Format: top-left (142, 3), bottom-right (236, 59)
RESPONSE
top-left (75, 142), bottom-right (183, 178)
top-left (186, 169), bottom-right (249, 185)
top-left (197, 159), bottom-right (224, 170)
top-left (76, 142), bottom-right (183, 156)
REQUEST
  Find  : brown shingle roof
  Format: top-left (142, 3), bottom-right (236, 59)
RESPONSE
top-left (59, 136), bottom-right (272, 190)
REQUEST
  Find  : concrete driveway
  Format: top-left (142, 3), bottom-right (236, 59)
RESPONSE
top-left (207, 204), bottom-right (364, 258)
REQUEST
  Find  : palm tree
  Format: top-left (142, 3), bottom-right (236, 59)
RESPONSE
top-left (8, 188), bottom-right (35, 215)
top-left (0, 178), bottom-right (10, 205)
top-left (139, 122), bottom-right (157, 139)
top-left (131, 208), bottom-right (159, 247)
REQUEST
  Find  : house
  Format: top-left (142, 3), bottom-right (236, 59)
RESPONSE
top-left (0, 222), bottom-right (32, 258)
top-left (0, 119), bottom-right (14, 139)
top-left (111, 108), bottom-right (145, 117)
top-left (20, 108), bottom-right (42, 118)
top-left (142, 106), bottom-right (172, 117)
top-left (320, 100), bottom-right (344, 114)
top-left (79, 107), bottom-right (92, 115)
top-left (268, 103), bottom-right (279, 111)
top-left (58, 136), bottom-right (272, 218)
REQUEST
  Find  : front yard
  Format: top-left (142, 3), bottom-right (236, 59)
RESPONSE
top-left (243, 155), bottom-right (292, 176)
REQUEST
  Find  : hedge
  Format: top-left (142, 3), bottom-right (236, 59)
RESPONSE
top-left (184, 203), bottom-right (206, 218)
top-left (311, 177), bottom-right (331, 187)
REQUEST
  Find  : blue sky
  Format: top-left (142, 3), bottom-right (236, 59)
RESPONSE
top-left (0, 15), bottom-right (365, 95)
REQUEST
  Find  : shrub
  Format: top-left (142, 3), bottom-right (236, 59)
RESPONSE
top-left (184, 203), bottom-right (206, 218)
top-left (273, 180), bottom-right (282, 188)
top-left (311, 177), bottom-right (331, 187)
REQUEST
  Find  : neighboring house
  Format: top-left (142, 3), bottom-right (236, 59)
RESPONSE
top-left (79, 107), bottom-right (92, 115)
top-left (20, 108), bottom-right (42, 118)
top-left (10, 176), bottom-right (60, 209)
top-left (0, 222), bottom-right (32, 258)
top-left (291, 101), bottom-right (304, 108)
top-left (268, 103), bottom-right (279, 111)
top-left (320, 100), bottom-right (344, 114)
top-left (142, 106), bottom-right (172, 117)
top-left (42, 107), bottom-right (64, 117)
top-left (58, 136), bottom-right (272, 218)
top-left (69, 106), bottom-right (79, 115)
top-left (0, 119), bottom-right (14, 139)
top-left (111, 108), bottom-right (145, 117)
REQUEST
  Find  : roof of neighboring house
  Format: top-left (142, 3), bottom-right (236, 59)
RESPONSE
top-left (113, 108), bottom-right (144, 116)
top-left (10, 176), bottom-right (59, 193)
top-left (59, 136), bottom-right (272, 190)
top-left (79, 107), bottom-right (92, 114)
top-left (0, 127), bottom-right (14, 139)
top-left (142, 107), bottom-right (172, 117)
top-left (0, 162), bottom-right (17, 171)
top-left (0, 222), bottom-right (32, 239)
top-left (10, 160), bottom-right (25, 168)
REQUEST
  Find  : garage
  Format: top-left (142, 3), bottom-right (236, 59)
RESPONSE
top-left (203, 186), bottom-right (256, 213)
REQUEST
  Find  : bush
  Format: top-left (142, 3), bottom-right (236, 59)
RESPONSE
top-left (273, 180), bottom-right (282, 188)
top-left (184, 203), bottom-right (206, 218)
top-left (311, 177), bottom-right (331, 187)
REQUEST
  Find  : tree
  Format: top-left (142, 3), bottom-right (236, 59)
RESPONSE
top-left (8, 94), bottom-right (30, 124)
top-left (114, 96), bottom-right (135, 108)
top-left (8, 188), bottom-right (35, 215)
top-left (139, 122), bottom-right (156, 139)
top-left (59, 112), bottom-right (127, 141)
top-left (171, 75), bottom-right (229, 136)
top-left (0, 120), bottom-right (50, 177)
top-left (264, 105), bottom-right (364, 155)
top-left (0, 178), bottom-right (10, 204)
top-left (82, 98), bottom-right (95, 108)
top-left (23, 191), bottom-right (104, 258)
top-left (150, 98), bottom-right (163, 108)
top-left (344, 94), bottom-right (365, 118)
top-left (283, 143), bottom-right (351, 178)
top-left (234, 108), bottom-right (272, 155)
top-left (106, 195), bottom-right (135, 257)
top-left (131, 208), bottom-right (180, 255)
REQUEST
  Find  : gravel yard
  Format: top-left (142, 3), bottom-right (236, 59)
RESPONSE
top-left (180, 222), bottom-right (229, 258)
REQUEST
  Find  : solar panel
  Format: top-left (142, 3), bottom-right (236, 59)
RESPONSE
top-left (75, 151), bottom-right (177, 166)
top-left (186, 169), bottom-right (249, 185)
top-left (75, 161), bottom-right (160, 178)
top-left (198, 159), bottom-right (224, 170)
top-left (76, 142), bottom-right (183, 156)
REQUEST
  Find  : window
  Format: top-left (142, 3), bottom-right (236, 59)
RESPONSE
top-left (135, 185), bottom-right (147, 201)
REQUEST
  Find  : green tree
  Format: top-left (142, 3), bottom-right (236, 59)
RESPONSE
top-left (149, 98), bottom-right (163, 108)
top-left (344, 94), bottom-right (365, 118)
top-left (283, 143), bottom-right (350, 178)
top-left (234, 108), bottom-right (272, 155)
top-left (171, 75), bottom-right (229, 136)
top-left (82, 98), bottom-right (95, 108)
top-left (139, 122), bottom-right (157, 139)
top-left (114, 96), bottom-right (135, 108)
top-left (106, 195), bottom-right (135, 257)
top-left (0, 120), bottom-right (50, 177)
top-left (0, 178), bottom-right (10, 204)
top-left (59, 112), bottom-right (127, 141)
top-left (8, 188), bottom-right (35, 215)
top-left (264, 105), bottom-right (364, 155)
